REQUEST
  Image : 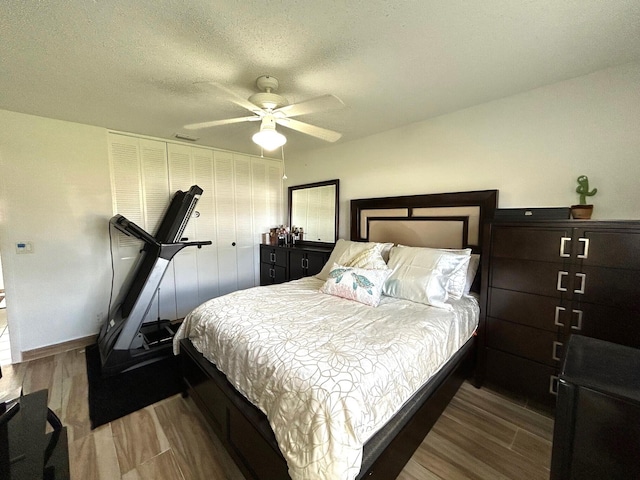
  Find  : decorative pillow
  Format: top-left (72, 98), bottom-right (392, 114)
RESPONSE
top-left (383, 246), bottom-right (472, 309)
top-left (395, 245), bottom-right (472, 300)
top-left (316, 239), bottom-right (393, 280)
top-left (320, 263), bottom-right (391, 307)
top-left (342, 245), bottom-right (387, 270)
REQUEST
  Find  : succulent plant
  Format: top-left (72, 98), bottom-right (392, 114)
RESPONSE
top-left (576, 175), bottom-right (597, 205)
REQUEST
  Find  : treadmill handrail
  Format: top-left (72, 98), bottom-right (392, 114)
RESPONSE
top-left (181, 240), bottom-right (212, 248)
top-left (110, 214), bottom-right (158, 246)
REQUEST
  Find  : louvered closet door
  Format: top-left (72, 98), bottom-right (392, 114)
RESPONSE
top-left (139, 139), bottom-right (174, 322)
top-left (108, 133), bottom-right (175, 322)
top-left (251, 157), bottom-right (284, 285)
top-left (191, 148), bottom-right (219, 304)
top-left (233, 154), bottom-right (256, 291)
top-left (214, 151), bottom-right (239, 296)
top-left (109, 134), bottom-right (144, 310)
top-left (168, 144), bottom-right (206, 318)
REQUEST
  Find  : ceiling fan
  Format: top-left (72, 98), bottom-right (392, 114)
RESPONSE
top-left (183, 75), bottom-right (345, 151)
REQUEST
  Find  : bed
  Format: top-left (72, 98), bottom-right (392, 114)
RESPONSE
top-left (175, 189), bottom-right (498, 480)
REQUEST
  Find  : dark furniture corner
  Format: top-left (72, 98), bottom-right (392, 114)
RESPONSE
top-left (259, 243), bottom-right (333, 286)
top-left (477, 220), bottom-right (640, 409)
top-left (0, 390), bottom-right (69, 480)
top-left (551, 335), bottom-right (640, 479)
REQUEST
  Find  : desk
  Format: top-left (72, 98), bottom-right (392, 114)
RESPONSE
top-left (0, 390), bottom-right (69, 480)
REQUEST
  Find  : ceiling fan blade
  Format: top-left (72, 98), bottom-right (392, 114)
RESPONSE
top-left (196, 81), bottom-right (265, 114)
top-left (276, 118), bottom-right (342, 142)
top-left (273, 94), bottom-right (345, 118)
top-left (183, 115), bottom-right (260, 130)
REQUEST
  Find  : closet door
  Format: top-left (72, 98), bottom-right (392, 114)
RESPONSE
top-left (167, 144), bottom-right (218, 317)
top-left (251, 157), bottom-right (284, 285)
top-left (139, 139), bottom-right (175, 322)
top-left (214, 151), bottom-right (240, 295)
top-left (110, 133), bottom-right (283, 321)
top-left (233, 154), bottom-right (256, 291)
top-left (108, 133), bottom-right (175, 322)
top-left (191, 148), bottom-right (219, 304)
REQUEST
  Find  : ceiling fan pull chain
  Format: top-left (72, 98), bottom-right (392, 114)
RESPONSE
top-left (281, 146), bottom-right (287, 180)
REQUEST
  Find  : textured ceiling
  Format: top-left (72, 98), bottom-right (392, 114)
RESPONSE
top-left (2, 0), bottom-right (639, 155)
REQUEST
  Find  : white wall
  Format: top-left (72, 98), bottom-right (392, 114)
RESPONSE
top-left (0, 110), bottom-right (112, 360)
top-left (286, 62), bottom-right (640, 239)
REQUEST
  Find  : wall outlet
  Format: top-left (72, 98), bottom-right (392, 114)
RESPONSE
top-left (96, 313), bottom-right (103, 324)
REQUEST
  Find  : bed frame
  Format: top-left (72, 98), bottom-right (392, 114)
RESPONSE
top-left (179, 189), bottom-right (498, 479)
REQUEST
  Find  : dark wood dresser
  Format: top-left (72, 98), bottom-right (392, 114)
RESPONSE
top-left (478, 220), bottom-right (640, 408)
top-left (259, 243), bottom-right (333, 286)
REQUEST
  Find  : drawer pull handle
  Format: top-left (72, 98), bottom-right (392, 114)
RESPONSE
top-left (571, 309), bottom-right (583, 331)
top-left (270, 252), bottom-right (276, 263)
top-left (559, 237), bottom-right (571, 258)
top-left (577, 238), bottom-right (590, 259)
top-left (302, 258), bottom-right (309, 269)
top-left (549, 375), bottom-right (559, 395)
top-left (269, 268), bottom-right (275, 279)
top-left (557, 271), bottom-right (568, 292)
top-left (574, 273), bottom-right (586, 294)
top-left (554, 306), bottom-right (566, 327)
top-left (552, 341), bottom-right (563, 361)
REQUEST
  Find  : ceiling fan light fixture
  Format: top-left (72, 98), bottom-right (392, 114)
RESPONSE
top-left (252, 116), bottom-right (287, 151)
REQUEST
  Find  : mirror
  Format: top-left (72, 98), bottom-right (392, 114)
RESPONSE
top-left (288, 179), bottom-right (339, 244)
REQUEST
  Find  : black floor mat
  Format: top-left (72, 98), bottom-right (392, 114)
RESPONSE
top-left (85, 343), bottom-right (183, 429)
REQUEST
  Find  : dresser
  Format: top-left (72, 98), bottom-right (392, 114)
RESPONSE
top-left (259, 244), bottom-right (333, 286)
top-left (478, 220), bottom-right (640, 408)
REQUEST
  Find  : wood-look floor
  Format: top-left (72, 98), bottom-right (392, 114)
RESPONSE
top-left (0, 348), bottom-right (554, 480)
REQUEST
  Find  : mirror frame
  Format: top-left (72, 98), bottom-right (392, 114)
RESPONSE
top-left (288, 179), bottom-right (339, 244)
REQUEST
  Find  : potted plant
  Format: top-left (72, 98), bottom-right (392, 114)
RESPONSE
top-left (571, 175), bottom-right (597, 219)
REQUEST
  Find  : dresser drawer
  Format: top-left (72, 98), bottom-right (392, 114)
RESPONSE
top-left (259, 246), bottom-right (287, 267)
top-left (486, 317), bottom-right (562, 367)
top-left (490, 257), bottom-right (568, 298)
top-left (485, 348), bottom-right (558, 408)
top-left (580, 230), bottom-right (640, 269)
top-left (489, 288), bottom-right (568, 332)
top-left (259, 262), bottom-right (287, 285)
top-left (567, 302), bottom-right (640, 349)
top-left (289, 249), bottom-right (328, 280)
top-left (578, 265), bottom-right (640, 310)
top-left (491, 226), bottom-right (572, 262)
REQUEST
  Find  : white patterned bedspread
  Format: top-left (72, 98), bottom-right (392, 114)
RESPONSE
top-left (173, 277), bottom-right (479, 480)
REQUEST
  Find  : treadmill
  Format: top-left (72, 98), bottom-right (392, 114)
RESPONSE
top-left (98, 185), bottom-right (211, 376)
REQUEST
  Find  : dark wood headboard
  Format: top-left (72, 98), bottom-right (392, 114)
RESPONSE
top-left (350, 190), bottom-right (498, 254)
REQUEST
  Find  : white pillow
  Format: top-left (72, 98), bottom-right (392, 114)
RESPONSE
top-left (395, 245), bottom-right (472, 300)
top-left (320, 263), bottom-right (391, 307)
top-left (342, 244), bottom-right (387, 270)
top-left (316, 239), bottom-right (393, 281)
top-left (383, 246), bottom-right (472, 309)
top-left (437, 248), bottom-right (472, 299)
top-left (464, 254), bottom-right (480, 295)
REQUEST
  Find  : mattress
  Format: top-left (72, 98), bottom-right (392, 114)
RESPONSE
top-left (173, 277), bottom-right (479, 480)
